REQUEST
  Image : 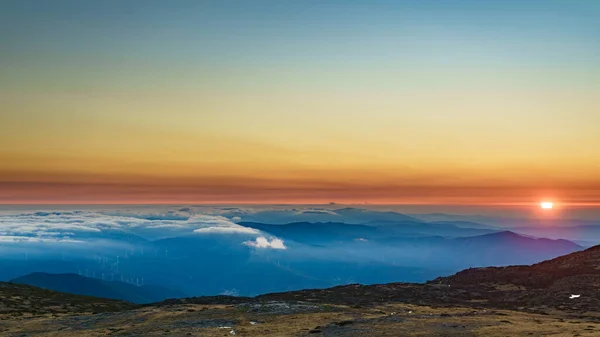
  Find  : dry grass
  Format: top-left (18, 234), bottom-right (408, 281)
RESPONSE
top-left (0, 282), bottom-right (137, 315)
top-left (1, 302), bottom-right (598, 336)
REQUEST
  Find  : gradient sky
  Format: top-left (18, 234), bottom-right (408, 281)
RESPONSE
top-left (1, 0), bottom-right (600, 204)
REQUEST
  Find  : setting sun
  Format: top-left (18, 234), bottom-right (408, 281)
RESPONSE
top-left (541, 202), bottom-right (554, 209)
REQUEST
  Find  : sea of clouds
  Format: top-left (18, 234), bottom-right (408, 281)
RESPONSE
top-left (0, 208), bottom-right (286, 249)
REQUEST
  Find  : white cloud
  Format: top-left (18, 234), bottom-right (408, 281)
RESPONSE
top-left (244, 236), bottom-right (287, 250)
top-left (0, 210), bottom-right (263, 242)
top-left (190, 214), bottom-right (260, 234)
top-left (220, 289), bottom-right (239, 296)
top-left (295, 209), bottom-right (339, 216)
top-left (194, 226), bottom-right (259, 234)
top-left (0, 235), bottom-right (82, 243)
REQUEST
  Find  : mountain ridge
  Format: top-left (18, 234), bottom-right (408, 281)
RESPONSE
top-left (2, 245), bottom-right (600, 335)
top-left (11, 272), bottom-right (186, 304)
top-left (156, 244), bottom-right (598, 314)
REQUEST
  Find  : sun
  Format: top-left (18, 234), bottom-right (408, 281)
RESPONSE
top-left (540, 201), bottom-right (553, 209)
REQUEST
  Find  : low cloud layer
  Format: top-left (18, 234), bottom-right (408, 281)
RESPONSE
top-left (244, 236), bottom-right (287, 250)
top-left (194, 226), bottom-right (259, 234)
top-left (0, 210), bottom-right (274, 244)
top-left (0, 235), bottom-right (82, 243)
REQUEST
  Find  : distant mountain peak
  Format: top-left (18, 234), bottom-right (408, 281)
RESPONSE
top-left (492, 230), bottom-right (522, 237)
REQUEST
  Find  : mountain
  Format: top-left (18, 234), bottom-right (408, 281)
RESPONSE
top-left (439, 243), bottom-right (600, 288)
top-left (334, 208), bottom-right (420, 223)
top-left (252, 244), bottom-right (600, 313)
top-left (512, 224), bottom-right (600, 244)
top-left (365, 219), bottom-right (498, 237)
top-left (3, 246), bottom-right (600, 336)
top-left (143, 231), bottom-right (583, 301)
top-left (0, 281), bottom-right (136, 314)
top-left (240, 220), bottom-right (497, 243)
top-left (222, 207), bottom-right (421, 224)
top-left (408, 212), bottom-right (510, 225)
top-left (151, 246), bottom-right (600, 335)
top-left (11, 272), bottom-right (186, 304)
top-left (148, 234), bottom-right (332, 295)
top-left (428, 220), bottom-right (498, 229)
top-left (448, 231), bottom-right (582, 266)
top-left (2, 228), bottom-right (582, 299)
top-left (411, 212), bottom-right (600, 232)
top-left (430, 244), bottom-right (600, 313)
top-left (240, 221), bottom-right (380, 243)
top-left (240, 222), bottom-right (582, 269)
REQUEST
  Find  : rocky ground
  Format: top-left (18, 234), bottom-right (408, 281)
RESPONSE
top-left (0, 282), bottom-right (136, 315)
top-left (1, 301), bottom-right (599, 336)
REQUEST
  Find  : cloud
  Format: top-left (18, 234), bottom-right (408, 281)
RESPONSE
top-left (0, 207), bottom-right (301, 253)
top-left (189, 214), bottom-right (260, 234)
top-left (295, 209), bottom-right (339, 216)
top-left (0, 235), bottom-right (82, 243)
top-left (194, 226), bottom-right (259, 234)
top-left (220, 289), bottom-right (240, 296)
top-left (0, 212), bottom-right (108, 241)
top-left (0, 209), bottom-right (263, 242)
top-left (243, 236), bottom-right (287, 250)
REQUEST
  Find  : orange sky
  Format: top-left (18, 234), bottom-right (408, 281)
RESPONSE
top-left (2, 1), bottom-right (600, 205)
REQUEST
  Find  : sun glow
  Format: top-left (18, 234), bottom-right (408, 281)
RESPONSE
top-left (540, 201), bottom-right (554, 209)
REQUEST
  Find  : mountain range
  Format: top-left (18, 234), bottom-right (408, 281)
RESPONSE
top-left (0, 207), bottom-right (595, 299)
top-left (2, 245), bottom-right (600, 336)
top-left (10, 272), bottom-right (186, 304)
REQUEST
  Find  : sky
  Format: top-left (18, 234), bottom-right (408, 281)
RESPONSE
top-left (1, 0), bottom-right (600, 205)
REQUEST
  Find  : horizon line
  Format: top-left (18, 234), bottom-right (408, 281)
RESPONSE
top-left (2, 201), bottom-right (600, 207)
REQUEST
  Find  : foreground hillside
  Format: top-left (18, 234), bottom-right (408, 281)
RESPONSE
top-left (0, 282), bottom-right (136, 315)
top-left (1, 245), bottom-right (600, 336)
